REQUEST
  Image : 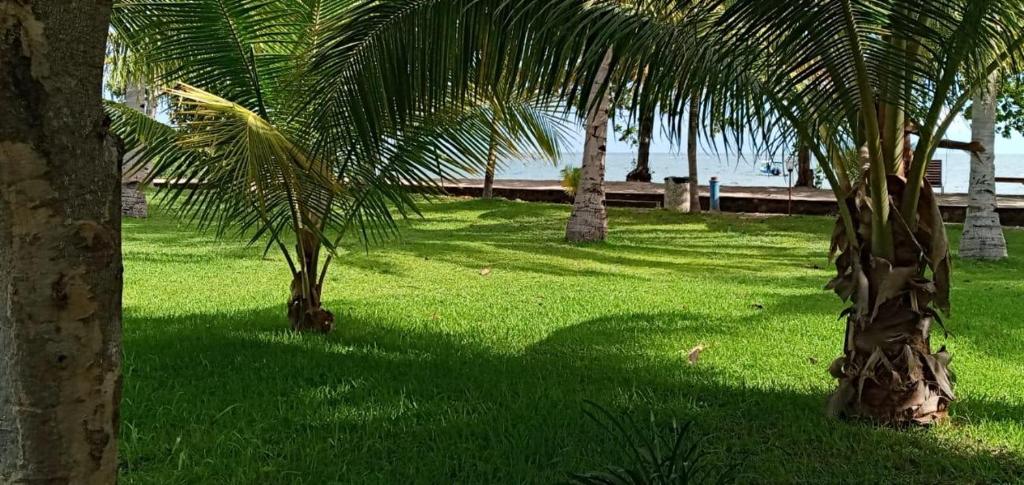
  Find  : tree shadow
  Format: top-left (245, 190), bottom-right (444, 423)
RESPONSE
top-left (119, 198), bottom-right (1024, 482)
top-left (120, 305), bottom-right (1024, 484)
top-left (381, 212), bottom-right (832, 283)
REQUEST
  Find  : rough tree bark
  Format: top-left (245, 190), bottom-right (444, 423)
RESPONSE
top-left (625, 106), bottom-right (654, 182)
top-left (796, 143), bottom-right (814, 187)
top-left (827, 177), bottom-right (954, 426)
top-left (566, 50), bottom-right (614, 243)
top-left (1, 1), bottom-right (121, 483)
top-left (960, 73), bottom-right (1008, 260)
top-left (687, 92), bottom-right (700, 212)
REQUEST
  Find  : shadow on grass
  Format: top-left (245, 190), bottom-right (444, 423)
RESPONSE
top-left (384, 216), bottom-right (831, 283)
top-left (119, 198), bottom-right (1024, 483)
top-left (120, 305), bottom-right (1024, 483)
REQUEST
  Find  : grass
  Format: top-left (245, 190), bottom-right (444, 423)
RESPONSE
top-left (120, 198), bottom-right (1024, 484)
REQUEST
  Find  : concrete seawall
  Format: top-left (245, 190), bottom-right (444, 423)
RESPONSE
top-left (429, 179), bottom-right (1024, 227)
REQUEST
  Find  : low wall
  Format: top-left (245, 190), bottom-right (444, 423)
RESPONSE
top-left (434, 183), bottom-right (1024, 226)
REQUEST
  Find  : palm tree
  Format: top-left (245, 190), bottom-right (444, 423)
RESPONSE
top-left (681, 0), bottom-right (1024, 424)
top-left (106, 29), bottom-right (163, 218)
top-left (0, 1), bottom-right (121, 481)
top-left (566, 50), bottom-right (615, 243)
top-left (795, 142), bottom-right (814, 188)
top-left (687, 92), bottom-right (701, 212)
top-left (479, 96), bottom-right (568, 199)
top-left (108, 0), bottom-right (559, 331)
top-left (960, 73), bottom-right (1009, 260)
top-left (359, 0), bottom-right (1023, 425)
top-left (618, 68), bottom-right (658, 183)
top-left (194, 0), bottom-right (1024, 422)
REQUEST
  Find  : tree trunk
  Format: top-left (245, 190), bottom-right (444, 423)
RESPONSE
top-left (960, 73), bottom-right (1008, 260)
top-left (687, 92), bottom-right (701, 212)
top-left (566, 50), bottom-right (614, 243)
top-left (1, 2), bottom-right (121, 483)
top-left (288, 229), bottom-right (334, 332)
top-left (625, 107), bottom-right (654, 182)
top-left (796, 143), bottom-right (814, 187)
top-left (482, 136), bottom-right (498, 199)
top-left (121, 83), bottom-right (151, 218)
top-left (827, 177), bottom-right (954, 426)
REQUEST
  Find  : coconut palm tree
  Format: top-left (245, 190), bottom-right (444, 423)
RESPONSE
top-left (107, 0), bottom-right (562, 331)
top-left (672, 0), bottom-right (1024, 425)
top-left (106, 28), bottom-right (165, 218)
top-left (327, 0), bottom-right (1024, 425)
top-left (480, 95), bottom-right (569, 199)
top-left (960, 73), bottom-right (1009, 260)
top-left (686, 92), bottom-right (701, 212)
top-left (616, 68), bottom-right (659, 183)
top-left (566, 50), bottom-right (615, 243)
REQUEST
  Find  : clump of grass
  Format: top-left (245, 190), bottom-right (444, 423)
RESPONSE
top-left (567, 401), bottom-right (736, 484)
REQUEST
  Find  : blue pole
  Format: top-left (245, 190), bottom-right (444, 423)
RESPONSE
top-left (710, 177), bottom-right (720, 211)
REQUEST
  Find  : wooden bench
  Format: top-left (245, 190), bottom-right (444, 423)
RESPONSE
top-left (925, 160), bottom-right (943, 190)
top-left (996, 177), bottom-right (1024, 185)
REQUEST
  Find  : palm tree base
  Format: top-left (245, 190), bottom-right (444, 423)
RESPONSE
top-left (288, 273), bottom-right (334, 333)
top-left (827, 312), bottom-right (953, 426)
top-left (825, 178), bottom-right (955, 426)
top-left (625, 166), bottom-right (652, 182)
top-left (288, 298), bottom-right (335, 333)
top-left (566, 205), bottom-right (608, 243)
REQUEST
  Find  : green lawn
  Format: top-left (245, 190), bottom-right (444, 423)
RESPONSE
top-left (121, 198), bottom-right (1024, 484)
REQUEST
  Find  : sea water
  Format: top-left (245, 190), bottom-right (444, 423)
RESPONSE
top-left (496, 151), bottom-right (1024, 195)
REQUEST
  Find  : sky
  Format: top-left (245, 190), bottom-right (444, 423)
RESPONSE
top-left (564, 114), bottom-right (1024, 155)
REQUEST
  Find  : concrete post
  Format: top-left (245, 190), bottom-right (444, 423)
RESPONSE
top-left (664, 177), bottom-right (691, 212)
top-left (710, 177), bottom-right (721, 212)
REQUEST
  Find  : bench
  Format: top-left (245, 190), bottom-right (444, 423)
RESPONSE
top-left (996, 177), bottom-right (1024, 185)
top-left (925, 160), bottom-right (943, 190)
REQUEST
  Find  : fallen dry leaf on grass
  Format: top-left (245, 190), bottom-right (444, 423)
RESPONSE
top-left (686, 345), bottom-right (705, 365)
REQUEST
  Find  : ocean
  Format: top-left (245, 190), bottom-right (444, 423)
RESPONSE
top-left (494, 151), bottom-right (1024, 195)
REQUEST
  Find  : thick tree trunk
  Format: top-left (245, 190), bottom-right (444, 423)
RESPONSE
top-left (288, 230), bottom-right (334, 332)
top-left (796, 143), bottom-right (814, 187)
top-left (827, 178), bottom-right (954, 426)
top-left (1, 2), bottom-right (121, 483)
top-left (566, 50), bottom-right (614, 243)
top-left (625, 108), bottom-right (654, 182)
top-left (960, 74), bottom-right (1007, 260)
top-left (687, 92), bottom-right (701, 212)
top-left (482, 137), bottom-right (498, 199)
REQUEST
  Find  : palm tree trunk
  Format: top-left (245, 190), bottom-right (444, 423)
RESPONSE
top-left (687, 92), bottom-right (701, 212)
top-left (482, 136), bottom-right (498, 199)
top-left (1, 2), bottom-right (121, 482)
top-left (122, 83), bottom-right (151, 218)
top-left (960, 73), bottom-right (1008, 260)
top-left (795, 143), bottom-right (814, 187)
top-left (566, 50), bottom-right (614, 242)
top-left (826, 177), bottom-right (955, 426)
top-left (288, 229), bottom-right (334, 332)
top-left (626, 107), bottom-right (654, 182)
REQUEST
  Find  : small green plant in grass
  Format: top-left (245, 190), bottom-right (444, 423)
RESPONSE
top-left (567, 401), bottom-right (736, 485)
top-left (561, 166), bottom-right (582, 197)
